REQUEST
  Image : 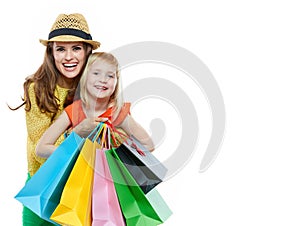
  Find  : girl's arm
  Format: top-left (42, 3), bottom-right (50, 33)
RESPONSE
top-left (36, 111), bottom-right (71, 158)
top-left (119, 115), bottom-right (155, 152)
top-left (73, 117), bottom-right (108, 138)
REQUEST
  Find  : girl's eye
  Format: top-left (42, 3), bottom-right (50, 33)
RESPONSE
top-left (107, 74), bottom-right (115, 78)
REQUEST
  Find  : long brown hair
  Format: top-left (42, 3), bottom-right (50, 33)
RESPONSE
top-left (10, 42), bottom-right (92, 120)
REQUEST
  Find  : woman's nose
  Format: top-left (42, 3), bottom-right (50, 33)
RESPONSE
top-left (65, 49), bottom-right (73, 60)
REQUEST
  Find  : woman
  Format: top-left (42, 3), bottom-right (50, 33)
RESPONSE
top-left (11, 13), bottom-right (101, 225)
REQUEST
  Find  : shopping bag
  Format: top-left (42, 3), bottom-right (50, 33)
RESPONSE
top-left (92, 148), bottom-right (125, 226)
top-left (50, 123), bottom-right (104, 226)
top-left (106, 148), bottom-right (172, 226)
top-left (115, 135), bottom-right (168, 193)
top-left (92, 124), bottom-right (125, 225)
top-left (50, 137), bottom-right (97, 226)
top-left (15, 131), bottom-right (84, 224)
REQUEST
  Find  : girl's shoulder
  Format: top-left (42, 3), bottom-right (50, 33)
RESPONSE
top-left (123, 102), bottom-right (131, 111)
top-left (121, 102), bottom-right (131, 115)
top-left (113, 102), bottom-right (131, 126)
top-left (65, 100), bottom-right (83, 116)
top-left (64, 100), bottom-right (85, 128)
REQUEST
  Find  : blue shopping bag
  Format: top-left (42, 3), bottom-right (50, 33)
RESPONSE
top-left (15, 131), bottom-right (84, 224)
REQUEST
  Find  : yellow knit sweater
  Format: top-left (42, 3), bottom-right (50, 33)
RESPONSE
top-left (26, 83), bottom-right (69, 176)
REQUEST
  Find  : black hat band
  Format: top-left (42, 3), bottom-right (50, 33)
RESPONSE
top-left (48, 28), bottom-right (93, 40)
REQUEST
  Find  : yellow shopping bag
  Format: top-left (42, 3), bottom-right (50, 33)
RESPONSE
top-left (50, 124), bottom-right (105, 226)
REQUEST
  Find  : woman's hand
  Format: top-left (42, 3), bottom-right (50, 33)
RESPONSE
top-left (73, 117), bottom-right (108, 137)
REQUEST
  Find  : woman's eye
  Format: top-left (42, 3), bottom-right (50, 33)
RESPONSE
top-left (73, 46), bottom-right (82, 51)
top-left (56, 48), bottom-right (65, 52)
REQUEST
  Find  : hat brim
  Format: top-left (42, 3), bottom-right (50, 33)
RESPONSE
top-left (39, 35), bottom-right (100, 50)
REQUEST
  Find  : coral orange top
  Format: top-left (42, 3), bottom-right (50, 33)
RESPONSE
top-left (65, 100), bottom-right (131, 128)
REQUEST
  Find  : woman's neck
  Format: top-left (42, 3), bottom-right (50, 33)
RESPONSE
top-left (57, 76), bottom-right (76, 89)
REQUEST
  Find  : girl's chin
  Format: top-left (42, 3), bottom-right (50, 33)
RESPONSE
top-left (95, 95), bottom-right (110, 100)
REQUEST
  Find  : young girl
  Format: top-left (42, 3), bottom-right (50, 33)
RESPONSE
top-left (36, 52), bottom-right (154, 157)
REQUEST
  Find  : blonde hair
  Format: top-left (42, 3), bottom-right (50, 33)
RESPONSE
top-left (79, 52), bottom-right (124, 120)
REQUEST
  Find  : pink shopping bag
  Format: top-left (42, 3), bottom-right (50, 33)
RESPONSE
top-left (92, 148), bottom-right (125, 226)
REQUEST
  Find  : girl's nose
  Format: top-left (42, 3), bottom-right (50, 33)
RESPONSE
top-left (99, 74), bottom-right (108, 83)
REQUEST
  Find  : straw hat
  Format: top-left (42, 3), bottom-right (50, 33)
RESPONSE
top-left (39, 13), bottom-right (100, 50)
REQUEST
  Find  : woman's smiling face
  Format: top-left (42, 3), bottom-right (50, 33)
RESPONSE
top-left (52, 41), bottom-right (87, 80)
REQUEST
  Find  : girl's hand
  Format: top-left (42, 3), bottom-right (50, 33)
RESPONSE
top-left (73, 117), bottom-right (108, 137)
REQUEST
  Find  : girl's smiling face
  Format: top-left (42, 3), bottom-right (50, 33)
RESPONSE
top-left (86, 59), bottom-right (117, 101)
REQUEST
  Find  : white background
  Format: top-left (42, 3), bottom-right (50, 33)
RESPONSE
top-left (1, 0), bottom-right (300, 225)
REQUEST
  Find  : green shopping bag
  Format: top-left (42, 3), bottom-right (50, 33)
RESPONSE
top-left (105, 148), bottom-right (172, 226)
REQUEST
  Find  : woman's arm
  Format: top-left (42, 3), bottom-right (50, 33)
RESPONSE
top-left (119, 115), bottom-right (155, 152)
top-left (26, 83), bottom-right (60, 163)
top-left (36, 111), bottom-right (71, 158)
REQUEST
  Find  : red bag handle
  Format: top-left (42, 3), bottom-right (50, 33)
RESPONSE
top-left (106, 121), bottom-right (145, 156)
